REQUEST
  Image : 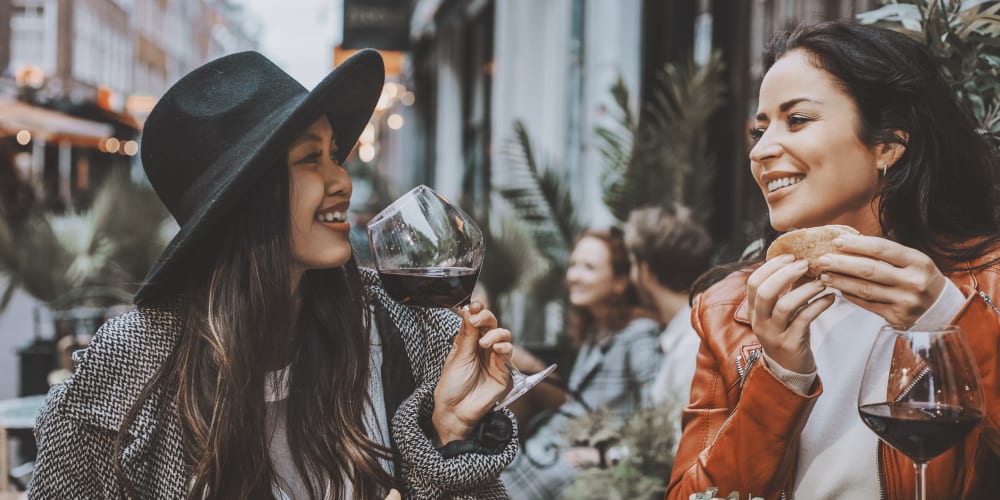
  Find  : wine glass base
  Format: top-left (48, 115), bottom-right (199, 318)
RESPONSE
top-left (494, 363), bottom-right (559, 410)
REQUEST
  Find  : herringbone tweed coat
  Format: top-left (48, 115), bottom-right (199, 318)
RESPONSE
top-left (29, 268), bottom-right (517, 499)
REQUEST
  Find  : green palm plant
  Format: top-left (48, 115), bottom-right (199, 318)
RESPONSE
top-left (495, 53), bottom-right (726, 345)
top-left (0, 174), bottom-right (170, 310)
top-left (599, 51), bottom-right (727, 223)
top-left (858, 0), bottom-right (1000, 147)
top-left (477, 214), bottom-right (540, 301)
top-left (497, 120), bottom-right (582, 299)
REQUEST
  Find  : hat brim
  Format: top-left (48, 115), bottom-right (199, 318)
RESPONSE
top-left (134, 49), bottom-right (385, 305)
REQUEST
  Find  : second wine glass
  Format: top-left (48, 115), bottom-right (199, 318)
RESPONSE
top-left (857, 325), bottom-right (984, 500)
top-left (367, 185), bottom-right (557, 409)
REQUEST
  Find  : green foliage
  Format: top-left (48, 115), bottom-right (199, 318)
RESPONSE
top-left (560, 401), bottom-right (683, 500)
top-left (497, 120), bottom-right (582, 299)
top-left (0, 174), bottom-right (170, 310)
top-left (858, 0), bottom-right (1000, 146)
top-left (498, 52), bottom-right (727, 303)
top-left (600, 51), bottom-right (727, 223)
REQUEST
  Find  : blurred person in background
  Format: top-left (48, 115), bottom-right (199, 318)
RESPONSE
top-left (29, 50), bottom-right (519, 500)
top-left (502, 227), bottom-right (661, 499)
top-left (623, 205), bottom-right (713, 407)
top-left (667, 20), bottom-right (1000, 500)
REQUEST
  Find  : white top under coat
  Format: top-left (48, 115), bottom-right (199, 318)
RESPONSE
top-left (264, 322), bottom-right (393, 500)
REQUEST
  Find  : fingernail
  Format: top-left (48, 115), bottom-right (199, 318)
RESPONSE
top-left (817, 256), bottom-right (831, 267)
top-left (833, 237), bottom-right (846, 248)
top-left (795, 260), bottom-right (809, 270)
top-left (819, 273), bottom-right (831, 282)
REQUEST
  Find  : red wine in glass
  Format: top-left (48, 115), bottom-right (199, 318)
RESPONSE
top-left (368, 185), bottom-right (558, 410)
top-left (859, 402), bottom-right (982, 463)
top-left (378, 267), bottom-right (480, 308)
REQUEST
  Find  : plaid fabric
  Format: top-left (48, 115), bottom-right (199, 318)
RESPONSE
top-left (501, 317), bottom-right (662, 499)
top-left (29, 269), bottom-right (516, 499)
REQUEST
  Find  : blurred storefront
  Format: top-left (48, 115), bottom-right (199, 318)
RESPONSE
top-left (1, 0), bottom-right (258, 209)
top-left (0, 0), bottom-right (260, 406)
top-left (342, 0), bottom-right (882, 345)
top-left (363, 0), bottom-right (879, 249)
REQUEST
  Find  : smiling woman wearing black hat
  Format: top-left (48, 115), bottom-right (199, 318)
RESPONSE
top-left (28, 50), bottom-right (518, 500)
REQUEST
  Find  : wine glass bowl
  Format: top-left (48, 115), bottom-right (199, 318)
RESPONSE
top-left (368, 185), bottom-right (557, 409)
top-left (858, 325), bottom-right (984, 500)
top-left (367, 185), bottom-right (484, 308)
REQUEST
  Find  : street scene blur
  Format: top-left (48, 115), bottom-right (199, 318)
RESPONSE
top-left (0, 0), bottom-right (998, 497)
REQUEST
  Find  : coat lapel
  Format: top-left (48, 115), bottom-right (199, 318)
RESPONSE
top-left (567, 338), bottom-right (613, 394)
top-left (363, 268), bottom-right (428, 384)
top-left (57, 301), bottom-right (188, 497)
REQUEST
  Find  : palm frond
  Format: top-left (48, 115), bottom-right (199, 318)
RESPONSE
top-left (598, 77), bottom-right (639, 221)
top-left (480, 207), bottom-right (549, 299)
top-left (859, 0), bottom-right (1000, 148)
top-left (0, 174), bottom-right (170, 311)
top-left (498, 120), bottom-right (580, 269)
top-left (600, 51), bottom-right (727, 223)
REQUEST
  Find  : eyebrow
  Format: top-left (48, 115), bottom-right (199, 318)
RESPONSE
top-left (755, 97), bottom-right (819, 120)
top-left (292, 132), bottom-right (337, 148)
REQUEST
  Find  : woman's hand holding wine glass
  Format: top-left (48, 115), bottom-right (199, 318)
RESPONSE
top-left (432, 302), bottom-right (513, 445)
top-left (368, 185), bottom-right (558, 415)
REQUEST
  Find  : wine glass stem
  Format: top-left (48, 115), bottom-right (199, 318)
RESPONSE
top-left (914, 462), bottom-right (927, 500)
top-left (507, 362), bottom-right (526, 382)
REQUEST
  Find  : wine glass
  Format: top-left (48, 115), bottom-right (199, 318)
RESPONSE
top-left (857, 325), bottom-right (984, 500)
top-left (367, 184), bottom-right (557, 409)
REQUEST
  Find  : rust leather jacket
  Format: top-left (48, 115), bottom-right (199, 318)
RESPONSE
top-left (665, 250), bottom-right (1000, 500)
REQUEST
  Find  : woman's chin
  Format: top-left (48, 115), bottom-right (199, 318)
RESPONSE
top-left (768, 211), bottom-right (815, 233)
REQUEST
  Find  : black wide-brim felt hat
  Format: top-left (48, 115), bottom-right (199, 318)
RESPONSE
top-left (134, 49), bottom-right (385, 305)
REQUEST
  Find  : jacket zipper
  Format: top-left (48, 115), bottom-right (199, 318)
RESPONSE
top-left (736, 348), bottom-right (762, 388)
top-left (894, 366), bottom-right (930, 403)
top-left (874, 358), bottom-right (931, 500)
top-left (877, 442), bottom-right (887, 500)
top-left (979, 291), bottom-right (1000, 317)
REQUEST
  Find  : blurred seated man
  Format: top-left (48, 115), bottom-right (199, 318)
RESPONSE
top-left (623, 205), bottom-right (713, 407)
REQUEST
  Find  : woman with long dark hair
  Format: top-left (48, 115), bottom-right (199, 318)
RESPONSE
top-left (667, 20), bottom-right (1000, 499)
top-left (503, 228), bottom-right (661, 499)
top-left (29, 50), bottom-right (517, 499)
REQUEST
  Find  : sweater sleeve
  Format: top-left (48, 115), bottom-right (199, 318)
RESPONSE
top-left (393, 306), bottom-right (518, 499)
top-left (665, 295), bottom-right (823, 500)
top-left (392, 382), bottom-right (518, 498)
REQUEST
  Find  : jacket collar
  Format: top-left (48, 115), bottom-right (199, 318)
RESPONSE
top-left (734, 300), bottom-right (751, 325)
top-left (60, 301), bottom-right (184, 434)
top-left (57, 299), bottom-right (186, 493)
top-left (361, 267), bottom-right (431, 384)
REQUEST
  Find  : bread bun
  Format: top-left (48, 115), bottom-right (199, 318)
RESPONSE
top-left (765, 225), bottom-right (860, 277)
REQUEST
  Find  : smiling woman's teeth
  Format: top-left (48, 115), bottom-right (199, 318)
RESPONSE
top-left (316, 211), bottom-right (347, 223)
top-left (767, 177), bottom-right (803, 193)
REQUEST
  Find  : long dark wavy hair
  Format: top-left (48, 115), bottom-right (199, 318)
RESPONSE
top-left (693, 20), bottom-right (1000, 297)
top-left (567, 228), bottom-right (650, 347)
top-left (112, 163), bottom-right (392, 499)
